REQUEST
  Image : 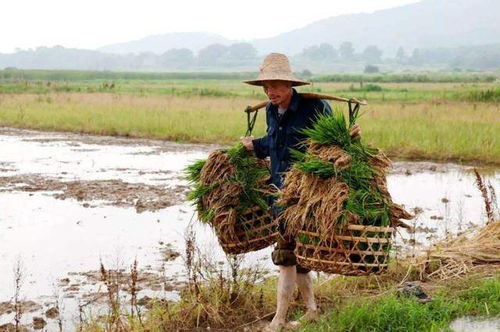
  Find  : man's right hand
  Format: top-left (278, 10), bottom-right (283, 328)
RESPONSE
top-left (240, 136), bottom-right (254, 150)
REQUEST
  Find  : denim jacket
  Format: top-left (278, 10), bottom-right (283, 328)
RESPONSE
top-left (252, 89), bottom-right (332, 188)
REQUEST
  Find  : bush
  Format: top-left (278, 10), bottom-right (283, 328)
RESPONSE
top-left (465, 88), bottom-right (500, 102)
top-left (364, 65), bottom-right (380, 73)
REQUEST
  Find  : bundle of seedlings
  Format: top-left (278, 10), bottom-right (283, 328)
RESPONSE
top-left (186, 143), bottom-right (278, 254)
top-left (278, 107), bottom-right (413, 275)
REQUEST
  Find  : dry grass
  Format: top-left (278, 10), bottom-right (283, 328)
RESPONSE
top-left (420, 221), bottom-right (500, 280)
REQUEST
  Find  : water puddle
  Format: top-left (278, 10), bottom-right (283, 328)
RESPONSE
top-left (0, 127), bottom-right (498, 330)
top-left (449, 316), bottom-right (500, 331)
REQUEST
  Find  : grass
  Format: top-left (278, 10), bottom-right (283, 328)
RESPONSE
top-left (300, 276), bottom-right (499, 332)
top-left (0, 90), bottom-right (498, 165)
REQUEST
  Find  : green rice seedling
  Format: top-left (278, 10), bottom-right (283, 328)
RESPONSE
top-left (279, 105), bottom-right (413, 274)
top-left (185, 143), bottom-right (278, 254)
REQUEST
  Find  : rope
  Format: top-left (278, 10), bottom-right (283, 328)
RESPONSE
top-left (348, 98), bottom-right (361, 127)
top-left (245, 105), bottom-right (259, 137)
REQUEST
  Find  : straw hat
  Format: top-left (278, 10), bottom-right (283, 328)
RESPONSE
top-left (244, 53), bottom-right (310, 86)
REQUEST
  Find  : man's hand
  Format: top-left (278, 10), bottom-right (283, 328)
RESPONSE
top-left (240, 136), bottom-right (254, 150)
top-left (350, 124), bottom-right (361, 138)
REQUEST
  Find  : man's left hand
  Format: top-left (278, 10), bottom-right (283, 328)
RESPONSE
top-left (350, 124), bottom-right (361, 138)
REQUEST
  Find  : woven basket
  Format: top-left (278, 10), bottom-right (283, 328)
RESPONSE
top-left (218, 206), bottom-right (278, 255)
top-left (295, 224), bottom-right (395, 276)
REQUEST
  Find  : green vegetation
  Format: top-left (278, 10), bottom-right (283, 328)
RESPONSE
top-left (313, 73), bottom-right (498, 83)
top-left (1, 68), bottom-right (498, 84)
top-left (185, 142), bottom-right (270, 223)
top-left (0, 68), bottom-right (256, 81)
top-left (465, 87), bottom-right (500, 102)
top-left (300, 277), bottom-right (499, 332)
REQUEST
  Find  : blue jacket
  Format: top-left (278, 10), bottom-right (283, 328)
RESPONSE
top-left (252, 89), bottom-right (332, 188)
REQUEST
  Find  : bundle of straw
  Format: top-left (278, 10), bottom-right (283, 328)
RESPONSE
top-left (422, 221), bottom-right (500, 280)
top-left (186, 143), bottom-right (277, 254)
top-left (278, 108), bottom-right (413, 274)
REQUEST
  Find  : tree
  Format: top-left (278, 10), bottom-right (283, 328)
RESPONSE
top-left (160, 48), bottom-right (194, 68)
top-left (396, 47), bottom-right (406, 62)
top-left (300, 43), bottom-right (337, 62)
top-left (198, 44), bottom-right (228, 66)
top-left (411, 48), bottom-right (422, 65)
top-left (339, 42), bottom-right (355, 60)
top-left (227, 43), bottom-right (257, 60)
top-left (362, 45), bottom-right (383, 63)
top-left (364, 64), bottom-right (379, 73)
top-left (300, 69), bottom-right (313, 79)
top-left (130, 52), bottom-right (158, 69)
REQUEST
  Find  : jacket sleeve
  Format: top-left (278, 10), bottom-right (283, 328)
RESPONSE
top-left (252, 103), bottom-right (272, 159)
top-left (252, 135), bottom-right (270, 159)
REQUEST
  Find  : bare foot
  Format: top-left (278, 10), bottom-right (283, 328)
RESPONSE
top-left (285, 320), bottom-right (301, 330)
top-left (262, 321), bottom-right (301, 331)
top-left (300, 309), bottom-right (320, 323)
top-left (262, 320), bottom-right (285, 332)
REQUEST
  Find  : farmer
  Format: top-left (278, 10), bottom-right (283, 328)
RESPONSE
top-left (241, 53), bottom-right (360, 331)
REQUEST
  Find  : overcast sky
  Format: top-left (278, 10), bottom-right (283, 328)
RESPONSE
top-left (0, 0), bottom-right (419, 53)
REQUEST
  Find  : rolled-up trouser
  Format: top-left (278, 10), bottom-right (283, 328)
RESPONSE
top-left (271, 205), bottom-right (310, 274)
top-left (271, 234), bottom-right (311, 274)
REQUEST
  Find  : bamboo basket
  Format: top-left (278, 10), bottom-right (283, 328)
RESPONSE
top-left (217, 206), bottom-right (278, 255)
top-left (295, 224), bottom-right (395, 275)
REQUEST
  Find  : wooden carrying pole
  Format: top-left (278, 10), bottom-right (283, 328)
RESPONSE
top-left (244, 93), bottom-right (367, 113)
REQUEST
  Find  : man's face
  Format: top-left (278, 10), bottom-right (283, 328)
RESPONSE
top-left (262, 80), bottom-right (293, 106)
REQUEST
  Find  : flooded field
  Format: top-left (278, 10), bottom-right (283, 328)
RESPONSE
top-left (0, 127), bottom-right (498, 330)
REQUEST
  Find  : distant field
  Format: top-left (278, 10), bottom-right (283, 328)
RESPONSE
top-left (1, 68), bottom-right (498, 83)
top-left (0, 75), bottom-right (498, 165)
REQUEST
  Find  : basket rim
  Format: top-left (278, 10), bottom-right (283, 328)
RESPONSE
top-left (298, 230), bottom-right (393, 243)
top-left (296, 242), bottom-right (390, 256)
top-left (296, 253), bottom-right (388, 268)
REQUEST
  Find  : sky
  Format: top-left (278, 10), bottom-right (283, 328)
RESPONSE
top-left (0, 0), bottom-right (419, 53)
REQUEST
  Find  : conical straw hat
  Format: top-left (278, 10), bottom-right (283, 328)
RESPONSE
top-left (244, 53), bottom-right (310, 87)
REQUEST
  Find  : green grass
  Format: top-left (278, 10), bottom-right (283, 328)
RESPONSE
top-left (300, 277), bottom-right (499, 332)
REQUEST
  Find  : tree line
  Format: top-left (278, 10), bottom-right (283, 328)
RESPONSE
top-left (1, 42), bottom-right (499, 71)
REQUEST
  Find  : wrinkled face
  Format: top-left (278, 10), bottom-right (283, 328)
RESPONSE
top-left (262, 80), bottom-right (293, 106)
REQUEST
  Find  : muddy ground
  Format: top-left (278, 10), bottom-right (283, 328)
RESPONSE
top-left (0, 174), bottom-right (188, 213)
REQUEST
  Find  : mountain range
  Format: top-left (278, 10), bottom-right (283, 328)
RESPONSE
top-left (97, 0), bottom-right (500, 56)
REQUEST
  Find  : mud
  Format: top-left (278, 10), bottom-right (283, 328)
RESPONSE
top-left (0, 127), bottom-right (221, 153)
top-left (44, 307), bottom-right (59, 319)
top-left (0, 323), bottom-right (30, 332)
top-left (391, 161), bottom-right (473, 175)
top-left (0, 174), bottom-right (188, 212)
top-left (0, 301), bottom-right (42, 316)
